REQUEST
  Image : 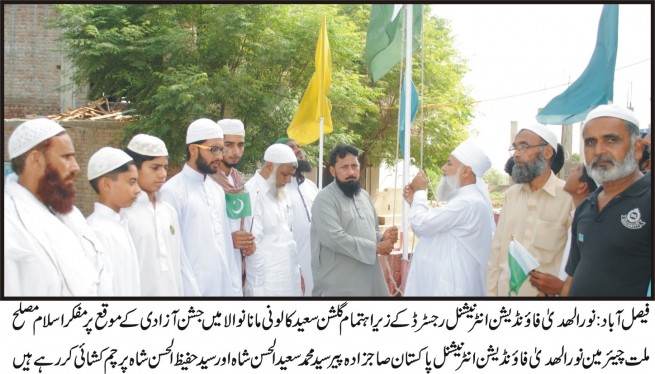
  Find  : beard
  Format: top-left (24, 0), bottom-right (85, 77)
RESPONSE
top-left (586, 145), bottom-right (638, 184)
top-left (221, 159), bottom-right (239, 169)
top-left (295, 159), bottom-right (312, 177)
top-left (335, 176), bottom-right (361, 198)
top-left (196, 153), bottom-right (217, 175)
top-left (265, 168), bottom-right (287, 202)
top-left (436, 169), bottom-right (462, 202)
top-left (37, 163), bottom-right (76, 214)
top-left (512, 152), bottom-right (548, 184)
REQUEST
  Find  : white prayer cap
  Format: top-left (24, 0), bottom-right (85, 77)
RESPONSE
top-left (217, 119), bottom-right (245, 136)
top-left (186, 118), bottom-right (223, 144)
top-left (127, 134), bottom-right (168, 157)
top-left (451, 138), bottom-right (491, 177)
top-left (87, 147), bottom-right (133, 181)
top-left (8, 118), bottom-right (66, 159)
top-left (519, 123), bottom-right (558, 153)
top-left (264, 143), bottom-right (297, 164)
top-left (584, 104), bottom-right (640, 127)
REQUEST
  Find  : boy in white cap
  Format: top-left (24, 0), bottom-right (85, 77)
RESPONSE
top-left (87, 147), bottom-right (142, 296)
top-left (403, 139), bottom-right (494, 296)
top-left (243, 143), bottom-right (302, 296)
top-left (5, 118), bottom-right (110, 296)
top-left (123, 134), bottom-right (200, 296)
top-left (488, 123), bottom-right (574, 297)
top-left (561, 104), bottom-right (650, 296)
top-left (160, 118), bottom-right (241, 296)
top-left (210, 119), bottom-right (255, 296)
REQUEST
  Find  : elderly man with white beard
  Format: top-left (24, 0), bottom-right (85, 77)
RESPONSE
top-left (403, 139), bottom-right (495, 296)
top-left (276, 137), bottom-right (319, 296)
top-left (560, 104), bottom-right (651, 297)
top-left (243, 143), bottom-right (302, 296)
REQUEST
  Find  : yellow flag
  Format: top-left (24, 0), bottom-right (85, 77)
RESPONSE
top-left (287, 16), bottom-right (332, 146)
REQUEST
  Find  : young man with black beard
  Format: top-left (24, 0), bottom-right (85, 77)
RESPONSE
top-left (160, 118), bottom-right (242, 296)
top-left (5, 118), bottom-right (110, 296)
top-left (210, 119), bottom-right (255, 296)
top-left (487, 123), bottom-right (574, 297)
top-left (310, 144), bottom-right (398, 296)
top-left (276, 137), bottom-right (319, 296)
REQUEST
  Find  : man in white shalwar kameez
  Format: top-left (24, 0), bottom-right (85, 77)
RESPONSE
top-left (4, 118), bottom-right (110, 296)
top-left (123, 134), bottom-right (200, 296)
top-left (210, 119), bottom-right (255, 296)
top-left (86, 147), bottom-right (142, 296)
top-left (403, 139), bottom-right (494, 297)
top-left (277, 137), bottom-right (318, 296)
top-left (243, 144), bottom-right (302, 296)
top-left (160, 118), bottom-right (241, 296)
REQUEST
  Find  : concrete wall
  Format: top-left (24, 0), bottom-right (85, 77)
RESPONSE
top-left (4, 119), bottom-right (128, 216)
top-left (4, 4), bottom-right (87, 118)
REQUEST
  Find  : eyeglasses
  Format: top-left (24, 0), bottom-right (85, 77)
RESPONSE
top-left (194, 144), bottom-right (223, 155)
top-left (508, 143), bottom-right (547, 153)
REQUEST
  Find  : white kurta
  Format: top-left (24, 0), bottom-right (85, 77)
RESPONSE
top-left (87, 203), bottom-right (142, 296)
top-left (404, 185), bottom-right (494, 297)
top-left (123, 191), bottom-right (200, 296)
top-left (160, 164), bottom-right (241, 296)
top-left (4, 178), bottom-right (108, 296)
top-left (244, 172), bottom-right (301, 296)
top-left (286, 176), bottom-right (318, 297)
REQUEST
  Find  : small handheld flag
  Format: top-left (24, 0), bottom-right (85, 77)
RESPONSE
top-left (225, 192), bottom-right (252, 219)
top-left (508, 238), bottom-right (540, 296)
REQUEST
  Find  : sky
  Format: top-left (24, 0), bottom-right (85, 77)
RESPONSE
top-left (431, 4), bottom-right (652, 171)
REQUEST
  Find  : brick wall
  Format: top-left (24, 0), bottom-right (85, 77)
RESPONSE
top-left (4, 119), bottom-right (128, 216)
top-left (4, 4), bottom-right (87, 118)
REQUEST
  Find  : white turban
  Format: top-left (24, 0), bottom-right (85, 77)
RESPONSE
top-left (127, 134), bottom-right (168, 156)
top-left (186, 118), bottom-right (223, 144)
top-left (451, 138), bottom-right (495, 233)
top-left (519, 123), bottom-right (558, 153)
top-left (264, 143), bottom-right (297, 164)
top-left (217, 119), bottom-right (245, 136)
top-left (8, 118), bottom-right (65, 159)
top-left (88, 147), bottom-right (133, 181)
top-left (584, 104), bottom-right (640, 127)
top-left (451, 139), bottom-right (491, 178)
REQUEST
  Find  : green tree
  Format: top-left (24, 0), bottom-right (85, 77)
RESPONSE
top-left (483, 167), bottom-right (508, 187)
top-left (53, 4), bottom-right (473, 174)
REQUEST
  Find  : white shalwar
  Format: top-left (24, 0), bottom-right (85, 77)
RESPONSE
top-left (244, 172), bottom-right (302, 296)
top-left (160, 164), bottom-right (241, 296)
top-left (123, 191), bottom-right (200, 296)
top-left (286, 176), bottom-right (318, 296)
top-left (87, 203), bottom-right (142, 296)
top-left (404, 185), bottom-right (493, 296)
top-left (4, 178), bottom-right (110, 296)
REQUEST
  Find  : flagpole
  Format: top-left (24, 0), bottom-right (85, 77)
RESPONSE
top-left (402, 5), bottom-right (412, 264)
top-left (318, 116), bottom-right (324, 189)
top-left (317, 15), bottom-right (327, 190)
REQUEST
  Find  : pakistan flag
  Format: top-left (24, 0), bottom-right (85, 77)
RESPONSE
top-left (225, 192), bottom-right (252, 219)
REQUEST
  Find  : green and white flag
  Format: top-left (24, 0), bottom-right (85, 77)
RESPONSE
top-left (508, 239), bottom-right (540, 296)
top-left (225, 192), bottom-right (251, 219)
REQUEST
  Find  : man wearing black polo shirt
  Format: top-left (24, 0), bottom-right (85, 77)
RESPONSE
top-left (561, 104), bottom-right (651, 297)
